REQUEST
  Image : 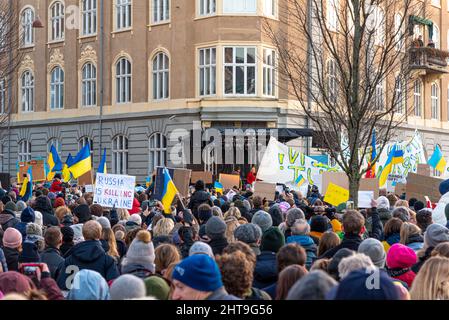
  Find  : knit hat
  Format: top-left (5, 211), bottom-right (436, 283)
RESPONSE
top-left (19, 241), bottom-right (41, 263)
top-left (68, 269), bottom-right (110, 300)
top-left (386, 243), bottom-right (417, 269)
top-left (242, 199), bottom-right (251, 212)
top-left (97, 217), bottom-right (111, 230)
top-left (278, 202), bottom-right (291, 213)
top-left (234, 223), bottom-right (262, 244)
top-left (424, 223), bottom-right (449, 248)
top-left (73, 204), bottom-right (92, 224)
top-left (334, 269), bottom-right (401, 300)
top-left (128, 214), bottom-right (142, 226)
top-left (34, 211), bottom-right (43, 227)
top-left (251, 210), bottom-right (273, 233)
top-left (358, 238), bottom-right (386, 268)
top-left (189, 241), bottom-right (214, 258)
top-left (286, 208), bottom-right (305, 227)
top-left (47, 192), bottom-right (56, 200)
top-left (0, 272), bottom-right (33, 295)
top-left (377, 196), bottom-right (390, 210)
top-left (3, 228), bottom-right (22, 248)
top-left (440, 179), bottom-right (449, 195)
top-left (268, 205), bottom-right (283, 227)
top-left (16, 201), bottom-right (27, 213)
top-left (110, 275), bottom-right (146, 300)
top-left (61, 226), bottom-right (75, 242)
top-left (4, 201), bottom-right (17, 213)
top-left (62, 215), bottom-right (74, 226)
top-left (172, 254), bottom-right (223, 292)
top-left (260, 227), bottom-right (285, 253)
top-left (328, 248), bottom-right (354, 280)
top-left (20, 207), bottom-right (35, 223)
top-left (205, 216), bottom-right (226, 239)
top-left (414, 201), bottom-right (425, 212)
top-left (122, 231), bottom-right (155, 273)
top-left (53, 197), bottom-right (65, 208)
top-left (71, 224), bottom-right (85, 243)
top-left (198, 206), bottom-right (213, 223)
top-left (26, 223), bottom-right (42, 237)
top-left (144, 276), bottom-right (171, 300)
top-left (310, 215), bottom-right (329, 233)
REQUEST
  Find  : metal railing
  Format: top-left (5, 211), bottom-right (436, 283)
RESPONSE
top-left (409, 47), bottom-right (449, 69)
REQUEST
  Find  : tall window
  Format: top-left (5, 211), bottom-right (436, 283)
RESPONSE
top-left (21, 8), bottom-right (34, 46)
top-left (152, 52), bottom-right (169, 100)
top-left (112, 135), bottom-right (128, 174)
top-left (431, 82), bottom-right (440, 120)
top-left (149, 133), bottom-right (167, 173)
top-left (21, 71), bottom-right (34, 112)
top-left (116, 58), bottom-right (132, 103)
top-left (433, 24), bottom-right (440, 49)
top-left (198, 0), bottom-right (216, 16)
top-left (375, 80), bottom-right (384, 110)
top-left (152, 0), bottom-right (170, 23)
top-left (78, 137), bottom-right (94, 152)
top-left (199, 48), bottom-right (216, 96)
top-left (263, 0), bottom-right (276, 16)
top-left (326, 59), bottom-right (337, 104)
top-left (82, 0), bottom-right (97, 36)
top-left (413, 80), bottom-right (422, 117)
top-left (394, 13), bottom-right (404, 51)
top-left (50, 1), bottom-right (65, 41)
top-left (18, 140), bottom-right (31, 162)
top-left (327, 0), bottom-right (338, 31)
top-left (116, 0), bottom-right (132, 30)
top-left (50, 67), bottom-right (64, 109)
top-left (223, 0), bottom-right (256, 13)
top-left (0, 144), bottom-right (4, 173)
top-left (394, 75), bottom-right (404, 114)
top-left (0, 78), bottom-right (5, 114)
top-left (82, 63), bottom-right (97, 107)
top-left (47, 138), bottom-right (61, 153)
top-left (224, 46), bottom-right (256, 96)
top-left (263, 49), bottom-right (276, 97)
top-left (374, 7), bottom-right (385, 46)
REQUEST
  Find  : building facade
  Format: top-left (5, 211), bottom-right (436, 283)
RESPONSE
top-left (2, 0), bottom-right (449, 182)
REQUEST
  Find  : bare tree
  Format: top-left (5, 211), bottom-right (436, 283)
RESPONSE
top-left (265, 0), bottom-right (429, 204)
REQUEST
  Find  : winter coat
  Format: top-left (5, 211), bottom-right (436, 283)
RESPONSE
top-left (49, 180), bottom-right (63, 193)
top-left (320, 233), bottom-right (363, 259)
top-left (368, 208), bottom-right (384, 241)
top-left (33, 198), bottom-right (59, 227)
top-left (3, 247), bottom-right (20, 272)
top-left (60, 242), bottom-right (75, 257)
top-left (188, 190), bottom-right (213, 218)
top-left (208, 237), bottom-right (229, 256)
top-left (286, 235), bottom-right (317, 269)
top-left (56, 240), bottom-right (120, 290)
top-left (120, 262), bottom-right (154, 279)
top-left (387, 268), bottom-right (416, 288)
top-left (382, 233), bottom-right (401, 253)
top-left (412, 246), bottom-right (433, 274)
top-left (0, 210), bottom-right (20, 246)
top-left (378, 208), bottom-right (392, 226)
top-left (116, 239), bottom-right (127, 258)
top-left (253, 251), bottom-right (277, 289)
top-left (405, 234), bottom-right (424, 252)
top-left (206, 287), bottom-right (240, 300)
top-left (0, 247), bottom-right (7, 272)
top-left (40, 247), bottom-right (64, 279)
top-left (245, 287), bottom-right (272, 300)
top-left (262, 283), bottom-right (276, 300)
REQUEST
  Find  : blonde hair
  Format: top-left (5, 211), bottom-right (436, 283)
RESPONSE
top-left (117, 208), bottom-right (130, 221)
top-left (410, 256), bottom-right (449, 300)
top-left (101, 227), bottom-right (120, 259)
top-left (225, 216), bottom-right (240, 243)
top-left (224, 207), bottom-right (241, 220)
top-left (154, 244), bottom-right (181, 275)
top-left (153, 218), bottom-right (175, 238)
top-left (395, 200), bottom-right (409, 208)
top-left (400, 222), bottom-right (422, 245)
top-left (55, 206), bottom-right (71, 223)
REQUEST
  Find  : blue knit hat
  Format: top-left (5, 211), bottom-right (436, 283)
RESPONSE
top-left (172, 255), bottom-right (223, 292)
top-left (21, 207), bottom-right (35, 223)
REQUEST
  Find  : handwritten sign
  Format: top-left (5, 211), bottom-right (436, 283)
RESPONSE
top-left (94, 173), bottom-right (136, 209)
top-left (358, 191), bottom-right (374, 208)
top-left (324, 183), bottom-right (349, 207)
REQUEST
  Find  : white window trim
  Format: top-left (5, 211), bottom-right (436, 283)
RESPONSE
top-left (81, 62), bottom-right (97, 107)
top-left (197, 0), bottom-right (217, 17)
top-left (20, 7), bottom-right (35, 48)
top-left (21, 70), bottom-right (34, 113)
top-left (199, 47), bottom-right (217, 97)
top-left (394, 75), bottom-right (404, 114)
top-left (431, 82), bottom-right (440, 120)
top-left (152, 52), bottom-right (170, 101)
top-left (223, 46), bottom-right (257, 97)
top-left (148, 132), bottom-right (167, 174)
top-left (151, 0), bottom-right (170, 25)
top-left (262, 48), bottom-right (276, 98)
top-left (0, 78), bottom-right (5, 114)
top-left (326, 0), bottom-right (338, 32)
top-left (18, 140), bottom-right (32, 162)
top-left (115, 0), bottom-right (132, 31)
top-left (49, 1), bottom-right (65, 42)
top-left (432, 23), bottom-right (440, 49)
top-left (112, 135), bottom-right (128, 175)
top-left (115, 57), bottom-right (132, 104)
top-left (81, 0), bottom-right (98, 37)
top-left (47, 138), bottom-right (62, 153)
top-left (78, 137), bottom-right (94, 152)
top-left (413, 80), bottom-right (422, 118)
top-left (50, 67), bottom-right (65, 110)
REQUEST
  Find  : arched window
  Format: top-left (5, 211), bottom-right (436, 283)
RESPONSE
top-left (78, 136), bottom-right (94, 152)
top-left (375, 7), bottom-right (385, 46)
top-left (152, 0), bottom-right (170, 23)
top-left (375, 79), bottom-right (385, 110)
top-left (326, 59), bottom-right (337, 104)
top-left (152, 52), bottom-right (169, 100)
top-left (112, 135), bottom-right (128, 174)
top-left (81, 0), bottom-right (97, 36)
top-left (47, 138), bottom-right (61, 153)
top-left (115, 0), bottom-right (132, 30)
top-left (394, 13), bottom-right (404, 51)
top-left (50, 1), bottom-right (65, 41)
top-left (21, 7), bottom-right (34, 46)
top-left (149, 133), bottom-right (167, 173)
top-left (50, 67), bottom-right (64, 109)
top-left (394, 75), bottom-right (404, 114)
top-left (433, 24), bottom-right (440, 49)
top-left (413, 79), bottom-right (422, 117)
top-left (82, 63), bottom-right (97, 107)
top-left (326, 0), bottom-right (338, 31)
top-left (21, 71), bottom-right (34, 112)
top-left (116, 57), bottom-right (131, 103)
top-left (18, 140), bottom-right (31, 162)
top-left (431, 82), bottom-right (440, 120)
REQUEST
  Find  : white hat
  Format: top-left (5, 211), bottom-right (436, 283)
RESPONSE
top-left (34, 211), bottom-right (43, 227)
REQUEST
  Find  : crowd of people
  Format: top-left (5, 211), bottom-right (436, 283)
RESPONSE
top-left (0, 173), bottom-right (449, 300)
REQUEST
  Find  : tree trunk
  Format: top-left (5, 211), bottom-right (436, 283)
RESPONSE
top-left (348, 173), bottom-right (361, 208)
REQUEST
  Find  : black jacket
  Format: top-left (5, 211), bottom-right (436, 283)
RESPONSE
top-left (3, 247), bottom-right (20, 272)
top-left (41, 247), bottom-right (64, 279)
top-left (253, 251), bottom-right (277, 289)
top-left (320, 233), bottom-right (363, 259)
top-left (60, 242), bottom-right (74, 257)
top-left (0, 210), bottom-right (20, 246)
top-left (412, 246), bottom-right (433, 274)
top-left (209, 237), bottom-right (229, 256)
top-left (56, 240), bottom-right (120, 290)
top-left (369, 208), bottom-right (384, 241)
top-left (42, 211), bottom-right (59, 227)
top-left (188, 190), bottom-right (213, 217)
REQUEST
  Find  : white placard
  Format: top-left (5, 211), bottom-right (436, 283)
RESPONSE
top-left (358, 191), bottom-right (374, 208)
top-left (94, 173), bottom-right (136, 209)
top-left (85, 185), bottom-right (94, 193)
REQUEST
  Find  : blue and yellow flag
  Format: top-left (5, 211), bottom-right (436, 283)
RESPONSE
top-left (294, 174), bottom-right (306, 187)
top-left (392, 146), bottom-right (404, 165)
top-left (97, 148), bottom-right (107, 174)
top-left (47, 145), bottom-right (63, 181)
top-left (379, 145), bottom-right (396, 187)
top-left (161, 168), bottom-right (178, 214)
top-left (214, 181), bottom-right (224, 194)
top-left (428, 145), bottom-right (447, 172)
top-left (20, 166), bottom-right (33, 202)
top-left (62, 153), bottom-right (74, 182)
top-left (69, 143), bottom-right (92, 178)
top-left (146, 176), bottom-right (152, 188)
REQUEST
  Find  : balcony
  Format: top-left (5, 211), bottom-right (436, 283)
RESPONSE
top-left (409, 47), bottom-right (449, 76)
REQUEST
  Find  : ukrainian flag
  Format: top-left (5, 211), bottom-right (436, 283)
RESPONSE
top-left (392, 146), bottom-right (404, 165)
top-left (161, 168), bottom-right (178, 214)
top-left (69, 143), bottom-right (92, 179)
top-left (428, 145), bottom-right (447, 172)
top-left (146, 176), bottom-right (152, 188)
top-left (214, 181), bottom-right (224, 195)
top-left (62, 153), bottom-right (74, 182)
top-left (20, 166), bottom-right (33, 202)
top-left (47, 145), bottom-right (63, 181)
top-left (97, 148), bottom-right (107, 174)
top-left (294, 174), bottom-right (306, 187)
top-left (379, 146), bottom-right (396, 187)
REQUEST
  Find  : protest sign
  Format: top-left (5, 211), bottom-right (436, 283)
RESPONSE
top-left (226, 189), bottom-right (237, 201)
top-left (85, 185), bottom-right (94, 193)
top-left (254, 181), bottom-right (277, 201)
top-left (395, 183), bottom-right (407, 195)
top-left (78, 170), bottom-right (94, 186)
top-left (417, 164), bottom-right (431, 177)
top-left (258, 137), bottom-right (339, 186)
top-left (94, 173), bottom-right (136, 209)
top-left (191, 171), bottom-right (213, 184)
top-left (153, 167), bottom-right (191, 199)
top-left (322, 172), bottom-right (379, 199)
top-left (219, 174), bottom-right (240, 190)
top-left (358, 191), bottom-right (374, 208)
top-left (406, 173), bottom-right (443, 203)
top-left (18, 160), bottom-right (46, 183)
top-left (324, 183), bottom-right (349, 207)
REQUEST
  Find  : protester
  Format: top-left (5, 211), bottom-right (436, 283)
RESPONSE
top-left (110, 274), bottom-right (147, 300)
top-left (410, 256), bottom-right (449, 300)
top-left (286, 270), bottom-right (337, 300)
top-left (67, 269), bottom-right (110, 300)
top-left (40, 227), bottom-right (64, 279)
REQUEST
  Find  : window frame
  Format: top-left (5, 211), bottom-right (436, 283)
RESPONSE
top-left (112, 135), bottom-right (128, 175)
top-left (222, 0), bottom-right (257, 14)
top-left (20, 7), bottom-right (35, 47)
top-left (78, 136), bottom-right (94, 152)
top-left (223, 46), bottom-right (257, 96)
top-left (199, 47), bottom-right (216, 97)
top-left (326, 0), bottom-right (338, 32)
top-left (263, 48), bottom-right (276, 97)
top-left (115, 57), bottom-right (132, 104)
top-left (152, 52), bottom-right (170, 101)
top-left (50, 66), bottom-right (65, 110)
top-left (148, 132), bottom-right (167, 174)
top-left (81, 0), bottom-right (97, 36)
top-left (198, 0), bottom-right (216, 16)
top-left (151, 0), bottom-right (170, 24)
top-left (0, 78), bottom-right (5, 114)
top-left (394, 74), bottom-right (404, 114)
top-left (47, 138), bottom-right (62, 153)
top-left (21, 70), bottom-right (34, 113)
top-left (115, 0), bottom-right (132, 31)
top-left (431, 82), bottom-right (440, 120)
top-left (50, 1), bottom-right (65, 42)
top-left (18, 140), bottom-right (32, 162)
top-left (81, 62), bottom-right (97, 107)
top-left (413, 79), bottom-right (422, 117)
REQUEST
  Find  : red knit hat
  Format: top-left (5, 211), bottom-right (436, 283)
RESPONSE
top-left (54, 197), bottom-right (66, 208)
top-left (386, 243), bottom-right (417, 269)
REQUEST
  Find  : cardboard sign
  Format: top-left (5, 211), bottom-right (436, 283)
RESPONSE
top-left (153, 167), bottom-right (192, 200)
top-left (254, 181), bottom-right (277, 201)
top-left (94, 173), bottom-right (136, 209)
top-left (78, 170), bottom-right (94, 186)
top-left (324, 183), bottom-right (350, 207)
top-left (406, 173), bottom-right (443, 203)
top-left (321, 172), bottom-right (379, 199)
top-left (358, 191), bottom-right (374, 208)
top-left (219, 174), bottom-right (241, 190)
top-left (395, 183), bottom-right (407, 195)
top-left (85, 185), bottom-right (94, 193)
top-left (417, 164), bottom-right (431, 177)
top-left (18, 160), bottom-right (46, 183)
top-left (191, 171), bottom-right (213, 184)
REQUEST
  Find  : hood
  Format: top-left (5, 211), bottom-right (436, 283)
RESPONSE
top-left (254, 252), bottom-right (278, 283)
top-left (378, 209), bottom-right (392, 222)
top-left (67, 269), bottom-right (110, 300)
top-left (406, 234), bottom-right (424, 245)
top-left (70, 240), bottom-right (106, 263)
top-left (121, 260), bottom-right (155, 275)
top-left (0, 210), bottom-right (15, 225)
top-left (128, 198), bottom-right (141, 215)
top-left (287, 235), bottom-right (315, 247)
top-left (193, 190), bottom-right (211, 202)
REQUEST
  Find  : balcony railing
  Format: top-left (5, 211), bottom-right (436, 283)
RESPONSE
top-left (409, 47), bottom-right (449, 73)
